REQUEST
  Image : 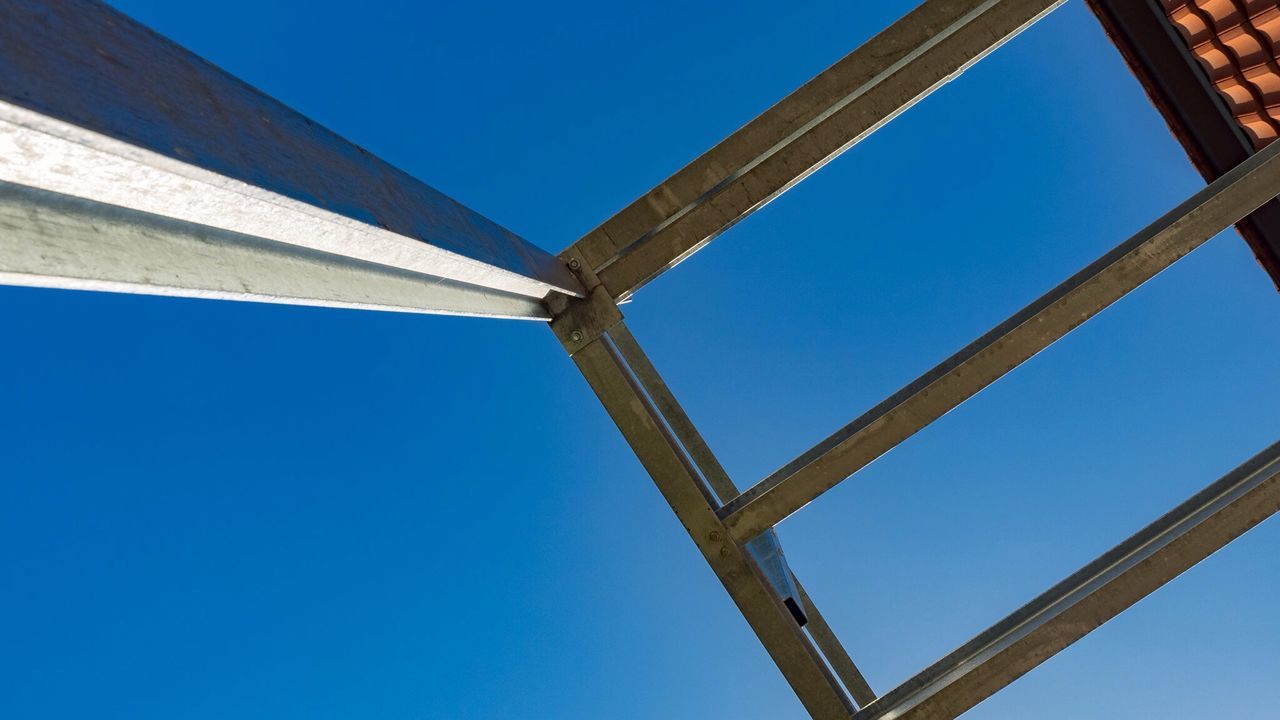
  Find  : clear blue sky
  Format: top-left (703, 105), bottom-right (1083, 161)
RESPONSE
top-left (3, 1), bottom-right (1279, 718)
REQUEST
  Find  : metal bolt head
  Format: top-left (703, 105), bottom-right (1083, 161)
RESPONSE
top-left (567, 258), bottom-right (582, 271)
top-left (719, 546), bottom-right (731, 558)
top-left (708, 530), bottom-right (722, 542)
top-left (569, 330), bottom-right (584, 343)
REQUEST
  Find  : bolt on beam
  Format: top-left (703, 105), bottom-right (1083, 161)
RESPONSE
top-left (0, 182), bottom-right (550, 319)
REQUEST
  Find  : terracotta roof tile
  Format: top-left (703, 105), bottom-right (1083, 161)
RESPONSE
top-left (1088, 0), bottom-right (1280, 288)
top-left (1163, 0), bottom-right (1280, 148)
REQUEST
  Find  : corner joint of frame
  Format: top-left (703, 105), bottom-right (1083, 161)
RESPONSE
top-left (545, 267), bottom-right (623, 356)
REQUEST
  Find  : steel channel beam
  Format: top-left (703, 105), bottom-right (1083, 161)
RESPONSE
top-left (720, 135), bottom-right (1280, 542)
top-left (566, 0), bottom-right (1065, 301)
top-left (567, 329), bottom-right (854, 719)
top-left (851, 439), bottom-right (1280, 720)
top-left (0, 0), bottom-right (580, 306)
top-left (0, 183), bottom-right (548, 319)
top-left (797, 582), bottom-right (878, 707)
top-left (608, 322), bottom-right (877, 707)
top-left (608, 322), bottom-right (739, 502)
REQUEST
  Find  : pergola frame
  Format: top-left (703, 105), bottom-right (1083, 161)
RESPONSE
top-left (3, 1), bottom-right (1279, 717)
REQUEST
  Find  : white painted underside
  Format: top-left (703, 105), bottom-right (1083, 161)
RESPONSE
top-left (0, 102), bottom-right (558, 300)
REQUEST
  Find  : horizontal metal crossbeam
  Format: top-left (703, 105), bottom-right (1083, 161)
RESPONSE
top-left (565, 0), bottom-right (1065, 301)
top-left (0, 0), bottom-right (580, 310)
top-left (852, 439), bottom-right (1280, 720)
top-left (0, 183), bottom-right (549, 319)
top-left (719, 135), bottom-right (1280, 542)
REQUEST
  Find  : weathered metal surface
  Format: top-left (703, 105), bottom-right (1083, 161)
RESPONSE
top-left (566, 0), bottom-right (1065, 301)
top-left (581, 319), bottom-right (875, 710)
top-left (796, 582), bottom-right (877, 707)
top-left (547, 286), bottom-right (623, 355)
top-left (852, 440), bottom-right (1280, 720)
top-left (0, 0), bottom-right (580, 302)
top-left (3, 1), bottom-right (1275, 716)
top-left (614, 325), bottom-right (807, 626)
top-left (0, 182), bottom-right (548, 319)
top-left (720, 136), bottom-right (1280, 542)
top-left (607, 321), bottom-right (738, 501)
top-left (569, 333), bottom-right (854, 719)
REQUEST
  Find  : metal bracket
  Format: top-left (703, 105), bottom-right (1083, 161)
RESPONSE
top-left (547, 284), bottom-right (623, 356)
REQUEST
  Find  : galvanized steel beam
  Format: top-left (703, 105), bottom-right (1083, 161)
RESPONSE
top-left (566, 331), bottom-right (855, 719)
top-left (8, 2), bottom-right (1277, 717)
top-left (0, 0), bottom-right (580, 308)
top-left (565, 0), bottom-right (1065, 301)
top-left (796, 582), bottom-right (877, 707)
top-left (607, 322), bottom-right (876, 706)
top-left (0, 182), bottom-right (549, 319)
top-left (720, 136), bottom-right (1280, 542)
top-left (852, 439), bottom-right (1280, 720)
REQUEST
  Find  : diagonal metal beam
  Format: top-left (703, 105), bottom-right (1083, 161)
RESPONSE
top-left (0, 0), bottom-right (580, 308)
top-left (852, 439), bottom-right (1280, 720)
top-left (0, 182), bottom-right (548, 319)
top-left (565, 329), bottom-right (855, 719)
top-left (797, 582), bottom-right (878, 708)
top-left (719, 134), bottom-right (1280, 542)
top-left (608, 322), bottom-right (877, 707)
top-left (565, 0), bottom-right (1065, 301)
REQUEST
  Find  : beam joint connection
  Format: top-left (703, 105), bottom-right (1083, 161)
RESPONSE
top-left (720, 137), bottom-right (1280, 541)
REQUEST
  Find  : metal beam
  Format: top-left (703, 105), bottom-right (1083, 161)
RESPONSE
top-left (851, 439), bottom-right (1280, 720)
top-left (0, 0), bottom-right (580, 306)
top-left (566, 0), bottom-right (1065, 301)
top-left (0, 182), bottom-right (548, 319)
top-left (607, 321), bottom-right (877, 706)
top-left (797, 582), bottom-right (877, 707)
top-left (719, 134), bottom-right (1280, 542)
top-left (567, 331), bottom-right (854, 719)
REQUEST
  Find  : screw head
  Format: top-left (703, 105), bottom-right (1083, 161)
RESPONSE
top-left (719, 546), bottom-right (731, 558)
top-left (708, 530), bottom-right (722, 542)
top-left (568, 258), bottom-right (582, 271)
top-left (569, 330), bottom-right (584, 343)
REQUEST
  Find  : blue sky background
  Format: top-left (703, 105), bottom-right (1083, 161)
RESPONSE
top-left (3, 1), bottom-right (1279, 718)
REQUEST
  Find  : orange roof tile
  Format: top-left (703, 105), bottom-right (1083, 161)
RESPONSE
top-left (1090, 0), bottom-right (1280, 288)
top-left (1163, 0), bottom-right (1280, 148)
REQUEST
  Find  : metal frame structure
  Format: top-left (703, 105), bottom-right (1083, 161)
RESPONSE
top-left (3, 1), bottom-right (1280, 717)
